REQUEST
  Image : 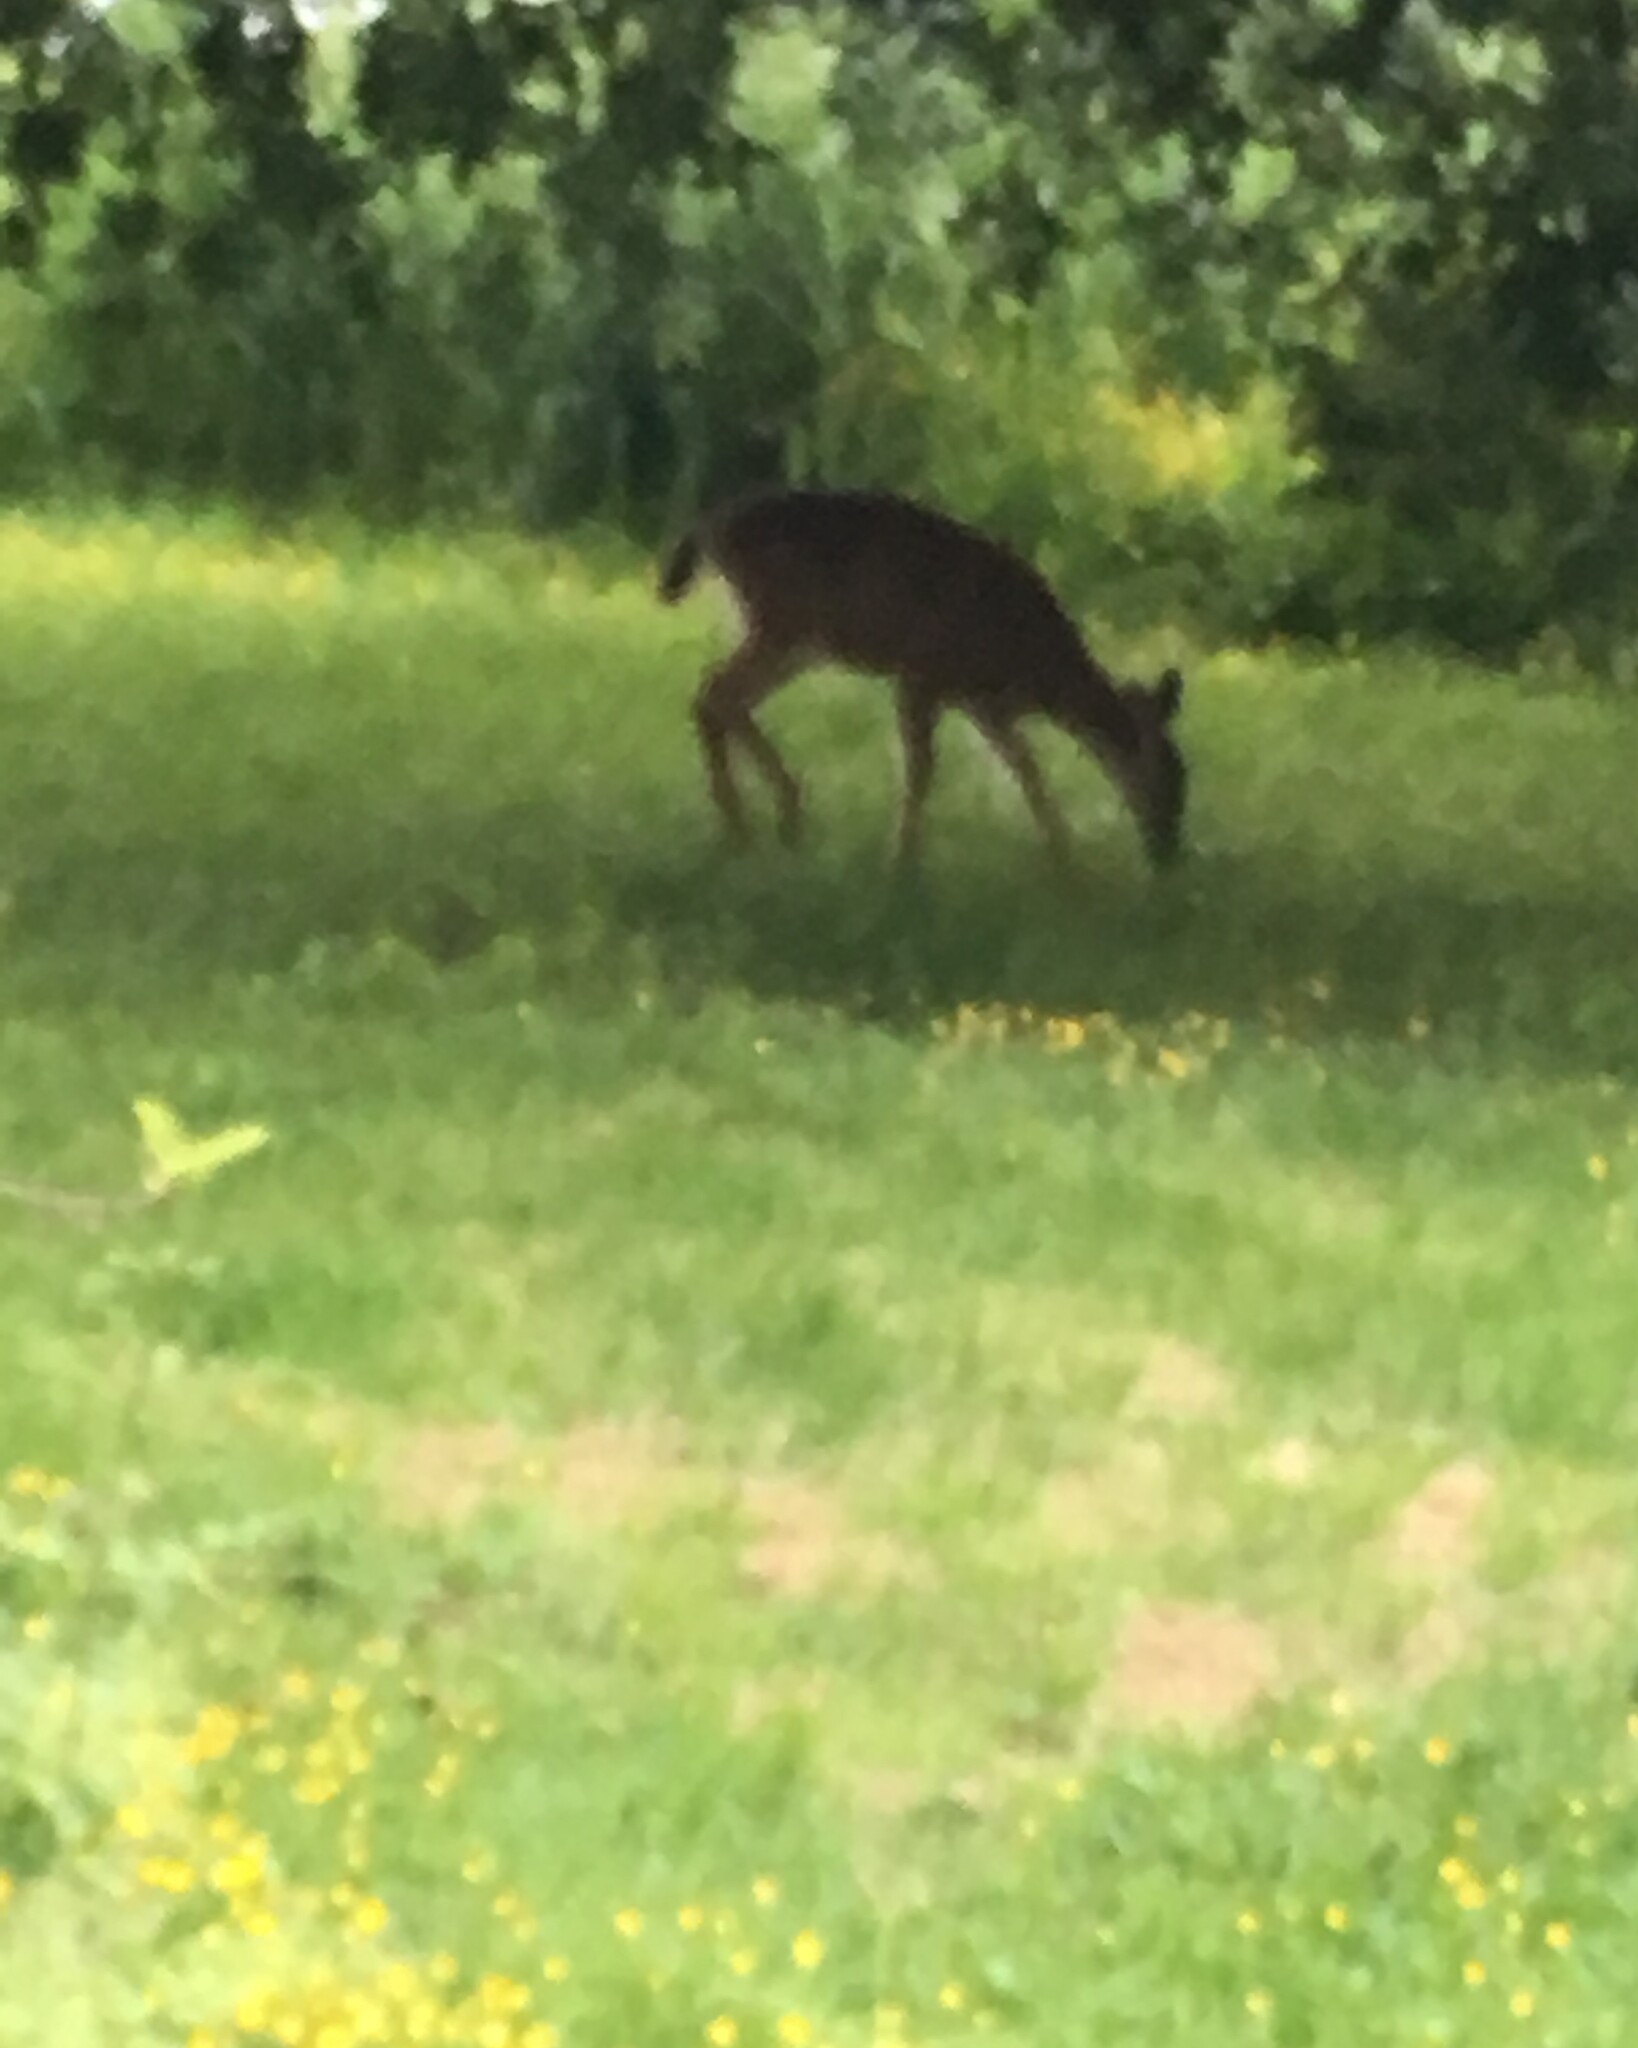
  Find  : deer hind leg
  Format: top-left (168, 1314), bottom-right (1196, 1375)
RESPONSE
top-left (692, 636), bottom-right (806, 848)
top-left (892, 687), bottom-right (941, 869)
top-left (975, 715), bottom-right (1075, 867)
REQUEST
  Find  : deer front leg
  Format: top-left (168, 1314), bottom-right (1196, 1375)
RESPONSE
top-left (737, 716), bottom-right (806, 848)
top-left (893, 688), bottom-right (941, 870)
top-left (975, 715), bottom-right (1076, 869)
top-left (693, 639), bottom-right (802, 849)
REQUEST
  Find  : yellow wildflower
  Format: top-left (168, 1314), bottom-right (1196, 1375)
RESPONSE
top-left (185, 1704), bottom-right (243, 1764)
top-left (211, 1844), bottom-right (267, 1894)
top-left (777, 2017), bottom-right (813, 2048)
top-left (1463, 1960), bottom-right (1487, 1987)
top-left (235, 1993), bottom-right (276, 2032)
top-left (706, 2021), bottom-right (739, 2048)
top-left (792, 1930), bottom-right (825, 1970)
top-left (375, 1962), bottom-right (419, 2003)
top-left (350, 1895), bottom-right (390, 1936)
top-left (8, 1467), bottom-right (73, 1500)
top-left (478, 1975), bottom-right (530, 2016)
top-left (614, 1908), bottom-right (644, 1939)
top-left (1324, 1903), bottom-right (1349, 1932)
top-left (541, 1956), bottom-right (570, 1984)
top-left (1545, 1922), bottom-right (1571, 1951)
top-left (424, 1752), bottom-right (460, 1798)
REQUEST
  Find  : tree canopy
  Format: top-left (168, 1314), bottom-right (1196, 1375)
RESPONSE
top-left (5, 1), bottom-right (1638, 652)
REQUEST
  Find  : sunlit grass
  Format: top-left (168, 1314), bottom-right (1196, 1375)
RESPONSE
top-left (3, 505), bottom-right (1638, 2043)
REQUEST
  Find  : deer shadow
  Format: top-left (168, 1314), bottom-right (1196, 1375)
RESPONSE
top-left (5, 775), bottom-right (1635, 1085)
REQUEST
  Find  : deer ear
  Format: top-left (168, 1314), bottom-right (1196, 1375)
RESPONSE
top-left (1156, 667), bottom-right (1184, 721)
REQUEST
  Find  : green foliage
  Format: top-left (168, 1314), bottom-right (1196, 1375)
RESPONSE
top-left (6, 2), bottom-right (1638, 649)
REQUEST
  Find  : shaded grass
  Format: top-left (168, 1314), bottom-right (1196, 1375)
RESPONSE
top-left (1, 502), bottom-right (1637, 2045)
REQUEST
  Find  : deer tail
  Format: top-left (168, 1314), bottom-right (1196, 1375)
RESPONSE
top-left (657, 525), bottom-right (703, 604)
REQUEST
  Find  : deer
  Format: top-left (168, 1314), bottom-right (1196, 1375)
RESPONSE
top-left (657, 485), bottom-right (1188, 873)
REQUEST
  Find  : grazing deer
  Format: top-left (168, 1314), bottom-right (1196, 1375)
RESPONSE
top-left (658, 486), bottom-right (1188, 871)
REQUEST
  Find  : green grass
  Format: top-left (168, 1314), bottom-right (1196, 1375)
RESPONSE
top-left (2, 500), bottom-right (1637, 2047)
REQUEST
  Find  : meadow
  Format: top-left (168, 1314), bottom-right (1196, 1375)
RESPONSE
top-left (1, 503), bottom-right (1637, 2048)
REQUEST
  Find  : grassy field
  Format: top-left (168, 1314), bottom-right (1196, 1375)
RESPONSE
top-left (1, 502), bottom-right (1637, 2048)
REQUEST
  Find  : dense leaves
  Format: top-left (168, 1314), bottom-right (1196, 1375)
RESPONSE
top-left (3, 0), bottom-right (1638, 653)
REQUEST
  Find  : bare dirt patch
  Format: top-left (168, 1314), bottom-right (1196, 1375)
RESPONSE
top-left (1121, 1336), bottom-right (1235, 1425)
top-left (1384, 1458), bottom-right (1495, 1580)
top-left (548, 1412), bottom-right (698, 1531)
top-left (1389, 1545), bottom-right (1630, 1691)
top-left (381, 1410), bottom-right (700, 1532)
top-left (1395, 1594), bottom-right (1491, 1688)
top-left (381, 1419), bottom-right (531, 1528)
top-left (738, 1473), bottom-right (930, 1601)
top-left (1099, 1599), bottom-right (1281, 1735)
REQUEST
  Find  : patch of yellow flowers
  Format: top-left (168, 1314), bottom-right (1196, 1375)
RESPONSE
top-left (5, 1466), bottom-right (981, 2048)
top-left (932, 1000), bottom-right (1235, 1083)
